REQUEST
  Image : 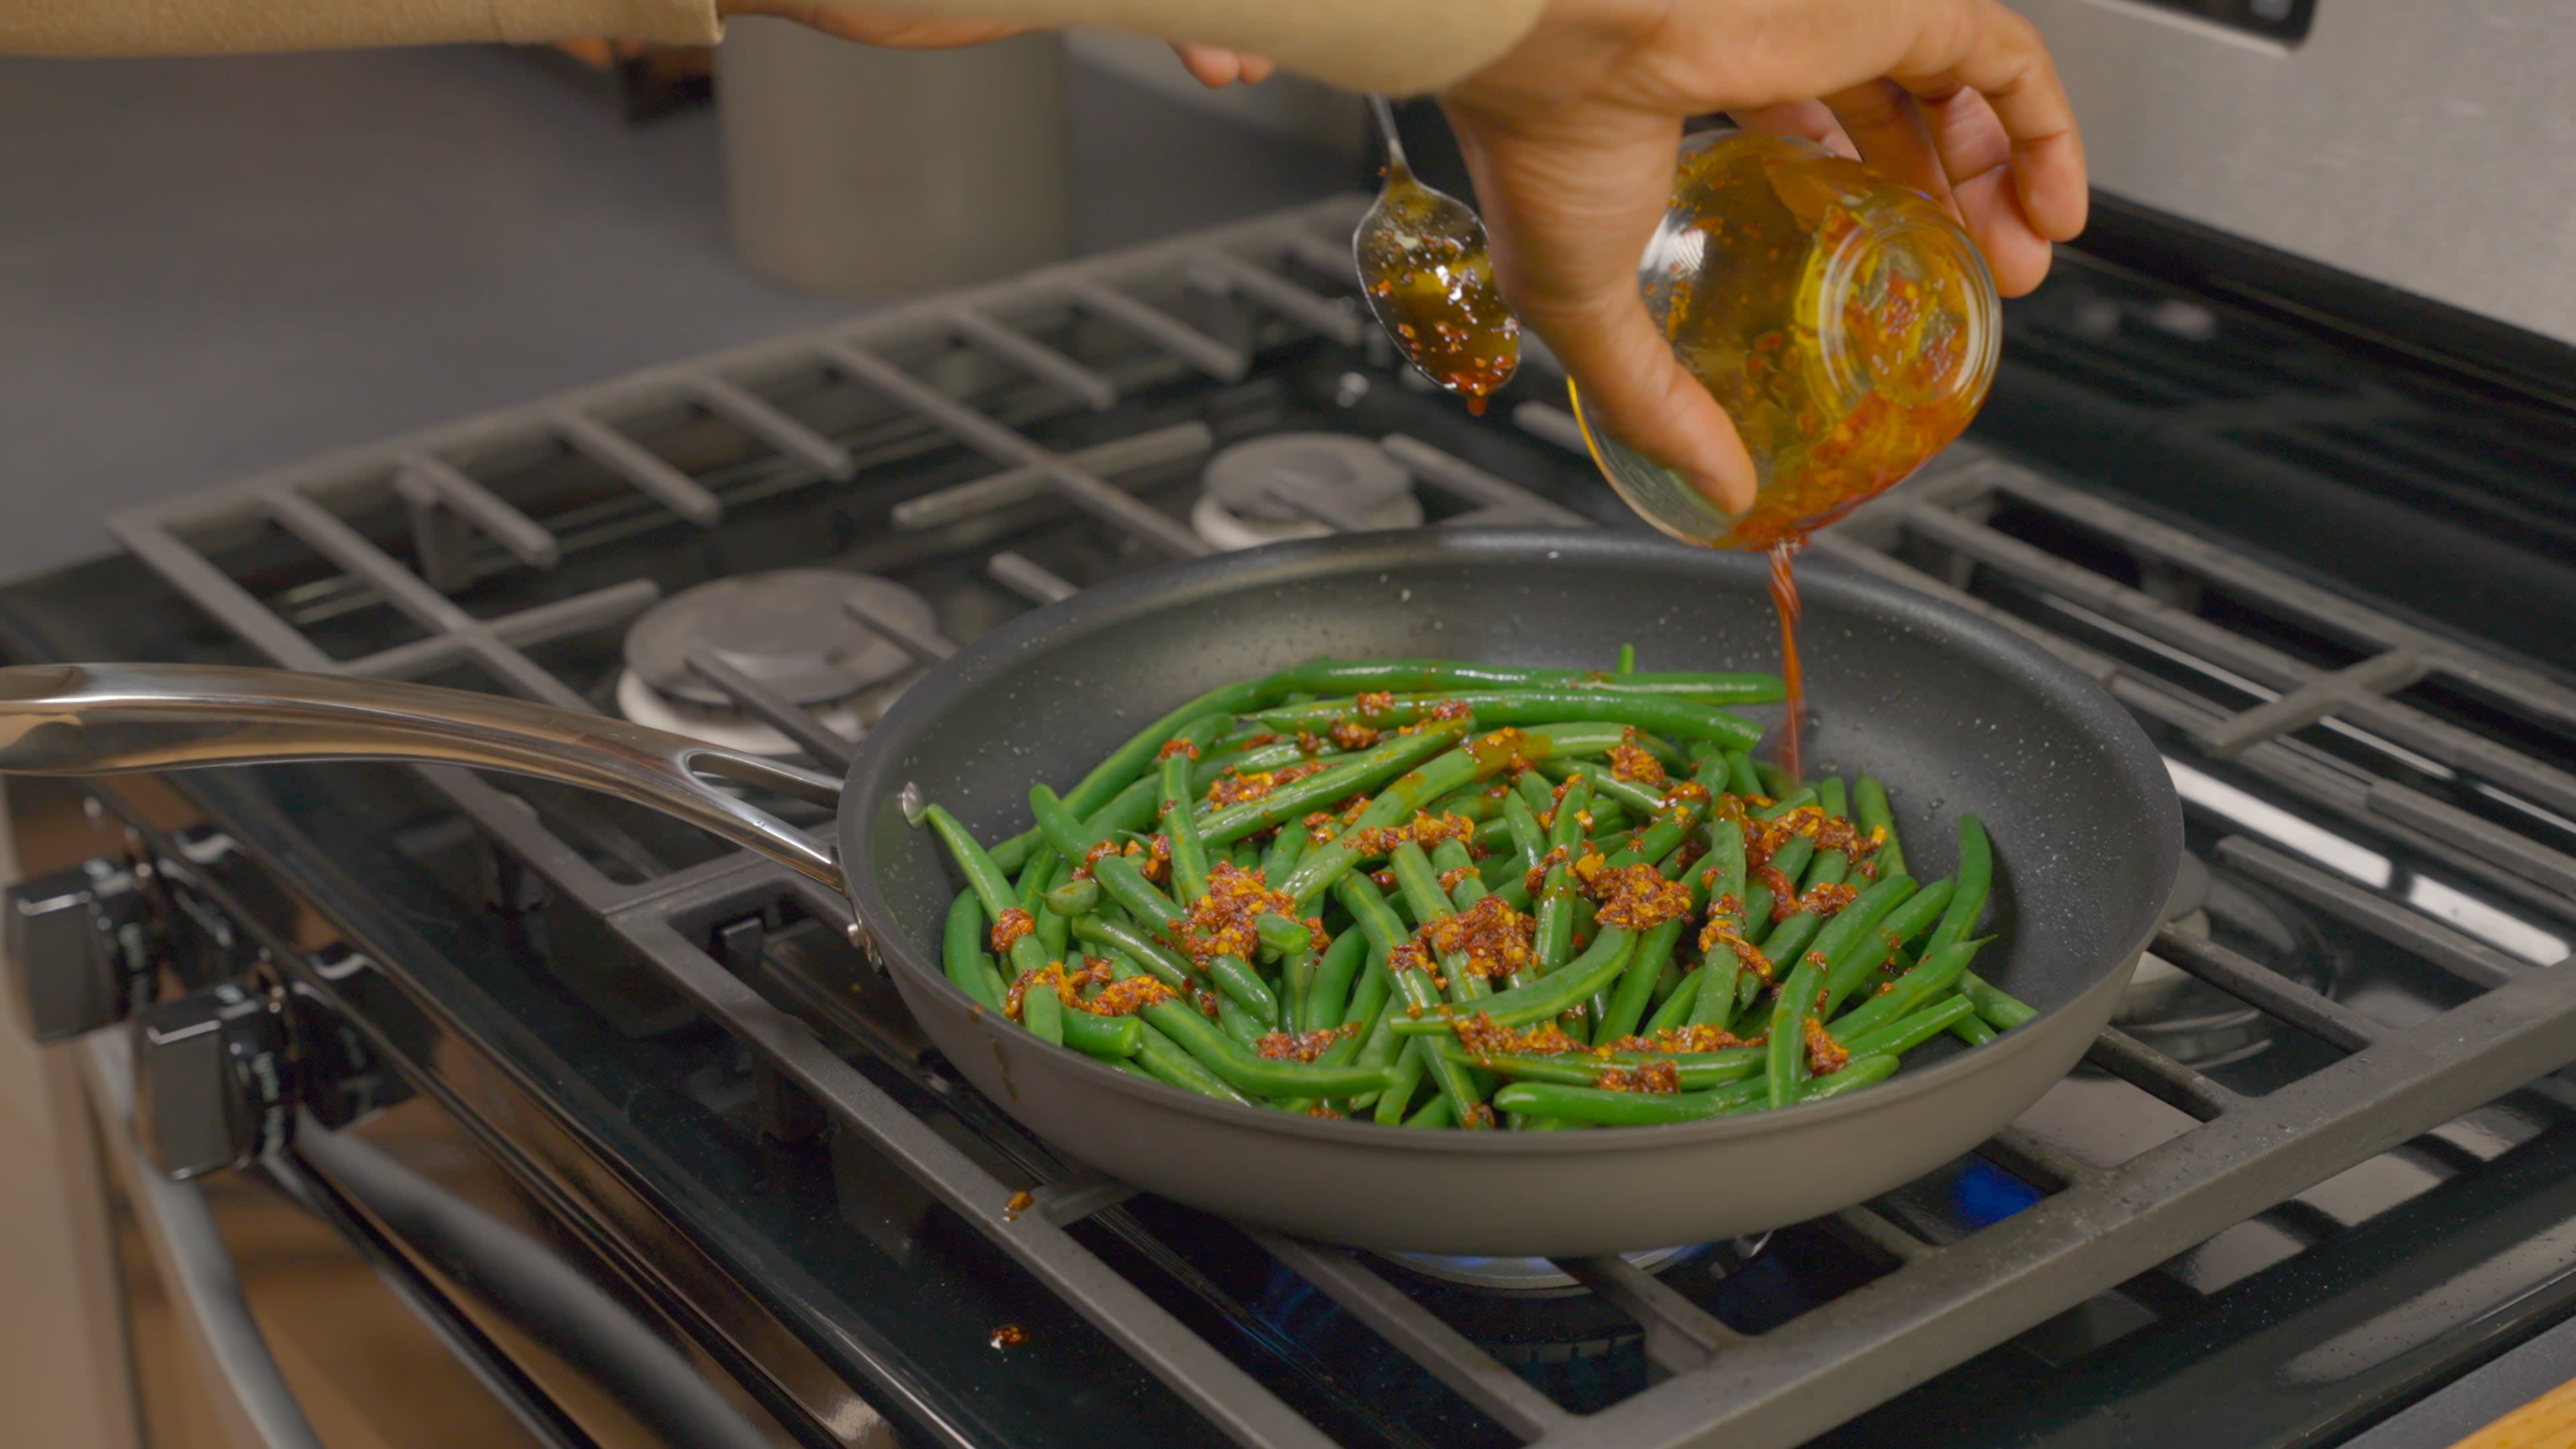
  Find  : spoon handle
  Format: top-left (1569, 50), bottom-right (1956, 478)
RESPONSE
top-left (1366, 94), bottom-right (1409, 172)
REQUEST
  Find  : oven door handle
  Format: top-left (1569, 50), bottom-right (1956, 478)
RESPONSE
top-left (80, 1028), bottom-right (325, 1449)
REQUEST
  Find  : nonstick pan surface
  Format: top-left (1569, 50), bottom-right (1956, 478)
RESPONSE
top-left (842, 529), bottom-right (2181, 1254)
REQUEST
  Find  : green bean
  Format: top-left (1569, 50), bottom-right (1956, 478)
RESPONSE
top-left (1088, 852), bottom-right (1183, 932)
top-left (1755, 787), bottom-right (1819, 821)
top-left (1503, 790), bottom-right (1548, 874)
top-left (1217, 993), bottom-right (1267, 1049)
top-left (1404, 1095), bottom-right (1456, 1129)
top-left (1839, 995), bottom-right (1974, 1059)
top-left (1830, 936), bottom-right (1992, 1040)
top-left (1390, 843), bottom-right (1491, 1004)
top-left (1529, 773), bottom-right (1592, 977)
top-left (1595, 842), bottom-right (1706, 1044)
top-left (1254, 914), bottom-right (1313, 960)
top-left (1437, 1039), bottom-right (1760, 1091)
top-left (1059, 1008), bottom-right (1144, 1059)
top-left (1099, 955), bottom-right (1396, 1098)
top-left (1279, 722), bottom-right (1629, 908)
top-left (1196, 721), bottom-right (1471, 845)
top-left (1761, 874), bottom-right (1920, 1102)
top-left (1914, 813), bottom-right (2032, 1030)
top-left (1159, 750), bottom-right (1214, 902)
top-left (1254, 690), bottom-right (1762, 751)
top-left (1823, 879), bottom-right (1954, 1015)
top-left (1950, 1014), bottom-right (1999, 1046)
top-left (1302, 928), bottom-right (1368, 1033)
top-left (1960, 973), bottom-right (2038, 1030)
top-left (1332, 875), bottom-right (1491, 1124)
top-left (1922, 813), bottom-right (1990, 961)
top-left (1197, 739), bottom-right (1346, 792)
top-left (1756, 759), bottom-right (1799, 799)
top-left (1069, 913), bottom-right (1189, 989)
top-left (1042, 875), bottom-right (1102, 917)
top-left (1725, 750), bottom-right (1764, 800)
top-left (1250, 657), bottom-right (1784, 704)
top-left (1065, 686), bottom-right (1267, 822)
top-left (1375, 1040), bottom-right (1430, 1124)
top-left (1491, 1077), bottom-right (1744, 1126)
top-left (1854, 777), bottom-right (1904, 879)
top-left (1259, 817), bottom-right (1309, 883)
top-left (1647, 968), bottom-right (1706, 1034)
top-left (1133, 1022), bottom-right (1256, 1106)
top-left (924, 804), bottom-right (1051, 975)
top-left (1741, 837), bottom-right (1815, 942)
top-left (1778, 1053), bottom-right (1901, 1106)
top-left (942, 890), bottom-right (1005, 1010)
top-left (1108, 1057), bottom-right (1160, 1084)
top-left (1615, 643), bottom-right (1638, 674)
top-left (1391, 929), bottom-right (1634, 1036)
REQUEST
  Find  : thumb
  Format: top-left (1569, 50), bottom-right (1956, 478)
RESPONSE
top-left (1445, 110), bottom-right (1756, 517)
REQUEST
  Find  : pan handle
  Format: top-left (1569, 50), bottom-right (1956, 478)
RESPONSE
top-left (0, 663), bottom-right (846, 888)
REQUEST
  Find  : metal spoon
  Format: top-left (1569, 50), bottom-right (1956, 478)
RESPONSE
top-left (1351, 96), bottom-right (1520, 412)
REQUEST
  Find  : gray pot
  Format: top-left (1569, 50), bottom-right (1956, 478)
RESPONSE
top-left (716, 21), bottom-right (1071, 299)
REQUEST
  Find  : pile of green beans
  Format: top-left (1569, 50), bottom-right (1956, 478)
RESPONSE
top-left (918, 653), bottom-right (2036, 1130)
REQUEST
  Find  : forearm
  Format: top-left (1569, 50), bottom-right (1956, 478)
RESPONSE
top-left (2, 0), bottom-right (1546, 95)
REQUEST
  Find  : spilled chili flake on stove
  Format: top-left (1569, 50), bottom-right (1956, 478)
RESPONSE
top-left (989, 1324), bottom-right (1028, 1350)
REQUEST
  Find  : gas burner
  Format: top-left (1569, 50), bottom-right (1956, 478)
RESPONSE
top-left (2116, 849), bottom-right (2339, 1068)
top-left (1378, 1235), bottom-right (1764, 1297)
top-left (616, 570), bottom-right (936, 755)
top-left (1191, 433), bottom-right (1425, 550)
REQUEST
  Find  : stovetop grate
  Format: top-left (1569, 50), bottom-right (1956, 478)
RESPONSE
top-left (97, 198), bottom-right (2576, 1449)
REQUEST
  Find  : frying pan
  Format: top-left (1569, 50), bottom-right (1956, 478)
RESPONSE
top-left (0, 530), bottom-right (2179, 1256)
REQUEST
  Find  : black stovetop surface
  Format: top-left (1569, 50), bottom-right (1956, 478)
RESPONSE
top-left (4, 225), bottom-right (2574, 1449)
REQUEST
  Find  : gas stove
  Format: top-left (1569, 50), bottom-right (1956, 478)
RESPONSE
top-left (5, 193), bottom-right (2575, 1449)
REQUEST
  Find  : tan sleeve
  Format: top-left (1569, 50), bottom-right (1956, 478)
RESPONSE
top-left (0, 0), bottom-right (721, 55)
top-left (859, 0), bottom-right (1549, 95)
top-left (0, 0), bottom-right (1542, 95)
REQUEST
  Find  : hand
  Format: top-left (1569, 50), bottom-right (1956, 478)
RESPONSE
top-left (714, 2), bottom-right (1273, 86)
top-left (1442, 0), bottom-right (2087, 516)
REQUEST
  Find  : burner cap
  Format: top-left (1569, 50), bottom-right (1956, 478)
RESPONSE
top-left (1203, 434), bottom-right (1414, 524)
top-left (625, 570), bottom-right (935, 708)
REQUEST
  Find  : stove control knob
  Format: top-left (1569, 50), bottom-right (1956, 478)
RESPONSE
top-left (133, 979), bottom-right (295, 1181)
top-left (5, 858), bottom-right (154, 1042)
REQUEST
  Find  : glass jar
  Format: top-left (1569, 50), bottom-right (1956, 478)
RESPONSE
top-left (1572, 130), bottom-right (2001, 550)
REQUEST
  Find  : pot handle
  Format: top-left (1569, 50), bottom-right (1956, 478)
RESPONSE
top-left (0, 663), bottom-right (846, 888)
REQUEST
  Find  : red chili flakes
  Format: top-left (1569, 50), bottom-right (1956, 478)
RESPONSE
top-left (1424, 896), bottom-right (1536, 980)
top-left (1354, 690), bottom-right (1397, 718)
top-left (1157, 736), bottom-right (1200, 761)
top-left (1664, 780), bottom-right (1713, 807)
top-left (1752, 864), bottom-right (1800, 920)
top-left (1599, 1060), bottom-right (1683, 1094)
top-left (1790, 881), bottom-right (1860, 920)
top-left (1305, 1102), bottom-right (1346, 1119)
top-left (1002, 963), bottom-right (1055, 1021)
top-left (989, 908), bottom-right (1035, 955)
top-left (1805, 1017), bottom-right (1851, 1076)
top-left (1194, 987), bottom-right (1223, 1019)
top-left (1607, 739), bottom-right (1666, 786)
top-left (1571, 849), bottom-right (1609, 885)
top-left (1206, 759), bottom-right (1333, 808)
top-left (1174, 860), bottom-right (1296, 967)
top-left (1449, 1012), bottom-right (1593, 1057)
top-left (1329, 718), bottom-right (1380, 751)
top-left (1460, 1102), bottom-right (1499, 1129)
top-left (1254, 1022), bottom-right (1360, 1061)
top-left (1699, 912), bottom-right (1772, 980)
top-left (1122, 834), bottom-right (1173, 884)
top-left (1411, 812), bottom-right (1475, 848)
top-left (1587, 863), bottom-right (1694, 930)
top-left (1464, 727), bottom-right (1540, 777)
top-left (1609, 1023), bottom-right (1764, 1053)
top-left (1524, 844), bottom-right (1571, 898)
top-left (1389, 938), bottom-right (1435, 976)
top-left (1437, 865), bottom-right (1474, 894)
top-left (1081, 975), bottom-right (1177, 1016)
top-left (989, 1324), bottom-right (1028, 1350)
top-left (1424, 698), bottom-right (1476, 722)
top-left (1368, 868), bottom-right (1401, 891)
